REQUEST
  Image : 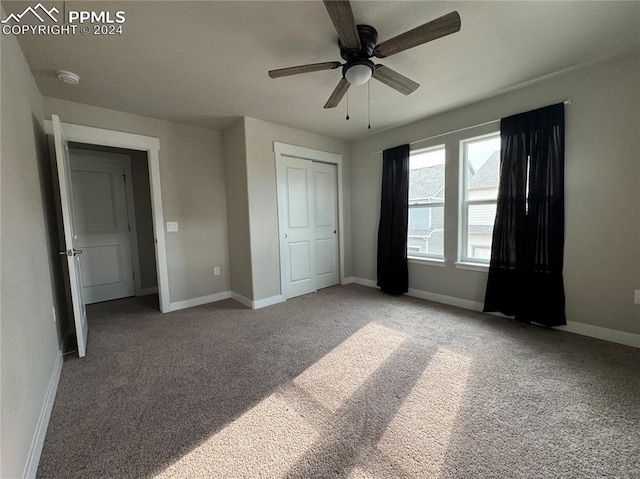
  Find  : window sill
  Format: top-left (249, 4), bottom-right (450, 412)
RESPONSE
top-left (454, 261), bottom-right (489, 272)
top-left (408, 257), bottom-right (445, 267)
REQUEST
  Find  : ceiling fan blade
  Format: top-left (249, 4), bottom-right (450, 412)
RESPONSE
top-left (322, 0), bottom-right (361, 50)
top-left (269, 61), bottom-right (342, 78)
top-left (324, 78), bottom-right (350, 108)
top-left (375, 11), bottom-right (461, 58)
top-left (372, 65), bottom-right (419, 95)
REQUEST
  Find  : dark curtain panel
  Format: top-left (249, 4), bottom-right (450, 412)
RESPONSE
top-left (377, 144), bottom-right (410, 295)
top-left (484, 103), bottom-right (566, 326)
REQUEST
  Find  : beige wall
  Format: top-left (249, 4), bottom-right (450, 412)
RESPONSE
top-left (244, 116), bottom-right (350, 301)
top-left (1, 32), bottom-right (63, 478)
top-left (223, 118), bottom-right (253, 299)
top-left (350, 52), bottom-right (640, 335)
top-left (42, 97), bottom-right (230, 303)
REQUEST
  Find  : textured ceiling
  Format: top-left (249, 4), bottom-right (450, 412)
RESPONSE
top-left (6, 1), bottom-right (640, 140)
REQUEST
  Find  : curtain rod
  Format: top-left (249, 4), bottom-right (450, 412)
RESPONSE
top-left (371, 100), bottom-right (572, 156)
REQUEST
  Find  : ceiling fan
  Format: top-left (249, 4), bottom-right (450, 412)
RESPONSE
top-left (268, 0), bottom-right (461, 109)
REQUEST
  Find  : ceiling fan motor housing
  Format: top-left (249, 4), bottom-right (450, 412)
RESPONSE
top-left (339, 24), bottom-right (378, 82)
top-left (339, 24), bottom-right (378, 62)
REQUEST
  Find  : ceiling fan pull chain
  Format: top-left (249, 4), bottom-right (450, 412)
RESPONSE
top-left (368, 81), bottom-right (371, 129)
top-left (346, 91), bottom-right (350, 120)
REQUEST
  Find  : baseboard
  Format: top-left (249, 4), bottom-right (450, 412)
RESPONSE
top-left (351, 277), bottom-right (378, 288)
top-left (231, 292), bottom-right (253, 309)
top-left (169, 291), bottom-right (284, 312)
top-left (137, 286), bottom-right (158, 296)
top-left (230, 292), bottom-right (285, 309)
top-left (253, 295), bottom-right (285, 309)
top-left (168, 291), bottom-right (232, 312)
top-left (350, 278), bottom-right (639, 349)
top-left (23, 351), bottom-right (63, 479)
top-left (407, 288), bottom-right (484, 312)
top-left (341, 276), bottom-right (354, 285)
top-left (557, 322), bottom-right (640, 348)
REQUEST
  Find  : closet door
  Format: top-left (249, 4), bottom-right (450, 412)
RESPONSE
top-left (313, 162), bottom-right (339, 290)
top-left (276, 157), bottom-right (316, 298)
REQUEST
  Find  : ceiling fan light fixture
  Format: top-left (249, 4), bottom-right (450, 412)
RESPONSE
top-left (345, 62), bottom-right (374, 86)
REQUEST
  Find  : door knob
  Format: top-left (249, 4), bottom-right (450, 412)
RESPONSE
top-left (284, 234), bottom-right (288, 239)
top-left (59, 249), bottom-right (83, 256)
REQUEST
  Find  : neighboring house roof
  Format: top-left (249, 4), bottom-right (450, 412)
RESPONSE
top-left (469, 150), bottom-right (500, 189)
top-left (409, 164), bottom-right (444, 200)
top-left (410, 150), bottom-right (499, 199)
top-left (468, 162), bottom-right (476, 179)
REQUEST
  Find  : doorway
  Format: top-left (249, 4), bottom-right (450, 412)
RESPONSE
top-left (46, 118), bottom-right (169, 357)
top-left (68, 145), bottom-right (158, 304)
top-left (45, 119), bottom-right (169, 313)
top-left (275, 143), bottom-right (345, 300)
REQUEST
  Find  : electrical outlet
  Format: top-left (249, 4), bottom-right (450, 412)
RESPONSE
top-left (166, 222), bottom-right (179, 232)
top-left (214, 266), bottom-right (221, 276)
top-left (635, 289), bottom-right (640, 305)
top-left (52, 306), bottom-right (57, 323)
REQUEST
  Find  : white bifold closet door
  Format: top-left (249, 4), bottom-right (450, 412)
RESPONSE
top-left (312, 162), bottom-right (339, 290)
top-left (277, 157), bottom-right (339, 299)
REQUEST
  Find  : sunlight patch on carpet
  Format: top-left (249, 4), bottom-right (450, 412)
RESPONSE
top-left (347, 466), bottom-right (370, 478)
top-left (155, 393), bottom-right (318, 478)
top-left (377, 348), bottom-right (472, 477)
top-left (294, 322), bottom-right (406, 412)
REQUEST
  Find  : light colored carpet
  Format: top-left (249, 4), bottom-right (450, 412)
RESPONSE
top-left (37, 284), bottom-right (639, 478)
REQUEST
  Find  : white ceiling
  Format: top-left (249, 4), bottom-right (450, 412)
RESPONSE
top-left (7, 1), bottom-right (640, 140)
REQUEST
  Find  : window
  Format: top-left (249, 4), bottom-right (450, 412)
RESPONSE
top-left (460, 133), bottom-right (500, 263)
top-left (408, 145), bottom-right (445, 259)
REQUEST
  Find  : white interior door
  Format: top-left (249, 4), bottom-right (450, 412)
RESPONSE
top-left (277, 157), bottom-right (316, 298)
top-left (313, 162), bottom-right (339, 290)
top-left (69, 154), bottom-right (135, 304)
top-left (52, 115), bottom-right (88, 358)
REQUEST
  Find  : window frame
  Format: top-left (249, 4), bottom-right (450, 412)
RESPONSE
top-left (459, 131), bottom-right (500, 265)
top-left (408, 144), bottom-right (446, 261)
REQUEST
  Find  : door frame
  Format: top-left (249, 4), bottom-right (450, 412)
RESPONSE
top-left (45, 120), bottom-right (170, 313)
top-left (274, 142), bottom-right (345, 299)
